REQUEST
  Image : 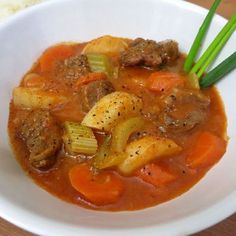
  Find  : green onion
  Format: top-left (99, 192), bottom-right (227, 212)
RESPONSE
top-left (63, 121), bottom-right (98, 155)
top-left (191, 13), bottom-right (236, 77)
top-left (87, 53), bottom-right (113, 78)
top-left (187, 73), bottom-right (200, 89)
top-left (200, 51), bottom-right (236, 88)
top-left (184, 0), bottom-right (221, 72)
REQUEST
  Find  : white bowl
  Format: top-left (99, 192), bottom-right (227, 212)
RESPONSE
top-left (0, 0), bottom-right (236, 235)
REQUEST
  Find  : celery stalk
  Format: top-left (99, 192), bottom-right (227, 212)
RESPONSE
top-left (111, 117), bottom-right (145, 153)
top-left (63, 121), bottom-right (98, 155)
top-left (93, 117), bottom-right (145, 169)
top-left (93, 135), bottom-right (112, 169)
top-left (87, 53), bottom-right (113, 78)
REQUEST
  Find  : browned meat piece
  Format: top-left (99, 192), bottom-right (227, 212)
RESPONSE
top-left (78, 80), bottom-right (115, 112)
top-left (157, 88), bottom-right (210, 133)
top-left (120, 38), bottom-right (179, 68)
top-left (18, 110), bottom-right (62, 169)
top-left (55, 55), bottom-right (90, 85)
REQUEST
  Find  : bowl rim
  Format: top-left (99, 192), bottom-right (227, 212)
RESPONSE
top-left (0, 0), bottom-right (235, 235)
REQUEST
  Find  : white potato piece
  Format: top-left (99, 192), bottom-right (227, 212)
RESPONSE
top-left (13, 87), bottom-right (67, 109)
top-left (118, 136), bottom-right (182, 175)
top-left (81, 91), bottom-right (143, 131)
top-left (82, 35), bottom-right (130, 55)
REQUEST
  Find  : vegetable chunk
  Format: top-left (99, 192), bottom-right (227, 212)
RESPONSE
top-left (186, 131), bottom-right (226, 168)
top-left (69, 164), bottom-right (124, 205)
top-left (75, 72), bottom-right (107, 88)
top-left (93, 117), bottom-right (144, 169)
top-left (40, 44), bottom-right (75, 72)
top-left (94, 152), bottom-right (127, 170)
top-left (82, 35), bottom-right (129, 55)
top-left (82, 91), bottom-right (143, 131)
top-left (136, 163), bottom-right (177, 187)
top-left (87, 54), bottom-right (113, 78)
top-left (146, 71), bottom-right (184, 93)
top-left (13, 87), bottom-right (67, 109)
top-left (63, 122), bottom-right (98, 155)
top-left (118, 136), bottom-right (182, 175)
top-left (111, 116), bottom-right (145, 153)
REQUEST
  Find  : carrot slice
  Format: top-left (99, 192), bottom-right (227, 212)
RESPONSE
top-left (40, 44), bottom-right (75, 72)
top-left (146, 71), bottom-right (184, 93)
top-left (75, 72), bottom-right (107, 89)
top-left (186, 131), bottom-right (226, 168)
top-left (136, 163), bottom-right (177, 187)
top-left (69, 164), bottom-right (124, 205)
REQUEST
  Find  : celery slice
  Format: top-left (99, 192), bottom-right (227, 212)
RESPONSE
top-left (93, 135), bottom-right (112, 169)
top-left (111, 117), bottom-right (145, 153)
top-left (93, 117), bottom-right (145, 169)
top-left (63, 121), bottom-right (98, 155)
top-left (94, 152), bottom-right (127, 170)
top-left (87, 53), bottom-right (113, 78)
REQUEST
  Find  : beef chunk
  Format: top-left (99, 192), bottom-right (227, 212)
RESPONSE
top-left (18, 110), bottom-right (62, 170)
top-left (157, 88), bottom-right (210, 133)
top-left (120, 38), bottom-right (179, 68)
top-left (78, 80), bottom-right (115, 112)
top-left (55, 55), bottom-right (90, 85)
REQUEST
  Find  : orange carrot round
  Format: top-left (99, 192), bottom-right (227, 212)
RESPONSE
top-left (136, 163), bottom-right (177, 187)
top-left (40, 44), bottom-right (75, 72)
top-left (186, 131), bottom-right (226, 168)
top-left (75, 72), bottom-right (107, 89)
top-left (69, 164), bottom-right (124, 205)
top-left (146, 71), bottom-right (184, 93)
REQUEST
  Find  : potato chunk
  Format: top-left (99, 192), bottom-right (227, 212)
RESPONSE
top-left (13, 87), bottom-right (67, 109)
top-left (82, 35), bottom-right (130, 55)
top-left (81, 91), bottom-right (143, 131)
top-left (118, 136), bottom-right (182, 175)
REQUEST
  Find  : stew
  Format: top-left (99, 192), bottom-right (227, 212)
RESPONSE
top-left (8, 35), bottom-right (227, 211)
